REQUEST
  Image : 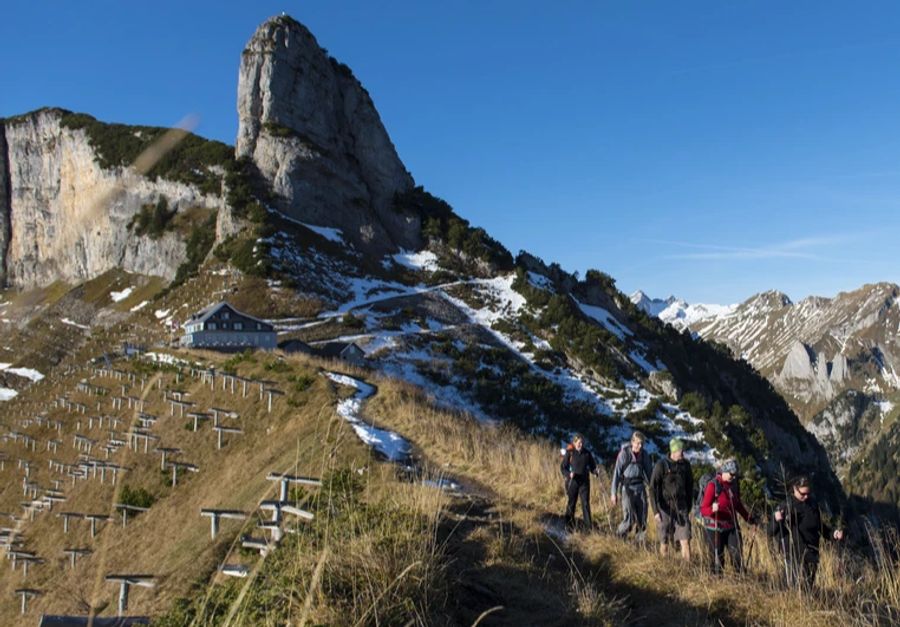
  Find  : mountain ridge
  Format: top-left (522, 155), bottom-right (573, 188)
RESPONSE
top-left (644, 281), bottom-right (900, 515)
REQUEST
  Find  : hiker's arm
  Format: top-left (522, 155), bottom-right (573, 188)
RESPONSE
top-left (560, 453), bottom-right (569, 478)
top-left (588, 452), bottom-right (598, 476)
top-left (610, 452), bottom-right (622, 499)
top-left (648, 462), bottom-right (662, 515)
top-left (822, 515), bottom-right (844, 542)
top-left (699, 482), bottom-right (715, 518)
top-left (686, 464), bottom-right (694, 506)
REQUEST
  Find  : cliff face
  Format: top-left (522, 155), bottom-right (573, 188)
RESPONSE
top-left (236, 15), bottom-right (420, 255)
top-left (0, 109), bottom-right (223, 288)
top-left (0, 123), bottom-right (10, 286)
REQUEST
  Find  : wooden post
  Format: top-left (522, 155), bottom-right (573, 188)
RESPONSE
top-left (200, 509), bottom-right (247, 540)
top-left (85, 514), bottom-right (109, 538)
top-left (106, 575), bottom-right (155, 616)
top-left (15, 588), bottom-right (40, 615)
top-left (266, 473), bottom-right (322, 503)
top-left (58, 512), bottom-right (82, 534)
top-left (64, 547), bottom-right (91, 569)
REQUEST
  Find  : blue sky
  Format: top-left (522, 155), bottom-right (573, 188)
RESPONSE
top-left (4, 1), bottom-right (900, 304)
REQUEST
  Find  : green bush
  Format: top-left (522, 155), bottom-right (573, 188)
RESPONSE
top-left (394, 186), bottom-right (513, 270)
top-left (262, 121), bottom-right (295, 137)
top-left (222, 349), bottom-right (256, 374)
top-left (170, 211), bottom-right (217, 288)
top-left (224, 157), bottom-right (269, 222)
top-left (120, 485), bottom-right (156, 509)
top-left (263, 359), bottom-right (292, 373)
top-left (288, 373), bottom-right (315, 393)
top-left (342, 314), bottom-right (365, 330)
top-left (129, 197), bottom-right (174, 239)
top-left (214, 236), bottom-right (270, 277)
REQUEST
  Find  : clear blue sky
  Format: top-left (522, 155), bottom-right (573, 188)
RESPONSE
top-left (4, 1), bottom-right (900, 304)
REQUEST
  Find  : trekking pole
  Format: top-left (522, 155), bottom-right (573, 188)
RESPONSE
top-left (777, 464), bottom-right (792, 589)
top-left (744, 515), bottom-right (756, 574)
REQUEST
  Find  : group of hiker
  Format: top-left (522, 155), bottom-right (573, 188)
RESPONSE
top-left (559, 431), bottom-right (844, 588)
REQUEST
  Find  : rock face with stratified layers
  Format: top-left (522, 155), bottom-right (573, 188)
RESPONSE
top-left (0, 109), bottom-right (225, 289)
top-left (236, 15), bottom-right (421, 256)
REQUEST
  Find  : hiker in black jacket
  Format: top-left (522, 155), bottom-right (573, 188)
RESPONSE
top-left (649, 438), bottom-right (693, 560)
top-left (560, 434), bottom-right (598, 531)
top-left (768, 475), bottom-right (844, 589)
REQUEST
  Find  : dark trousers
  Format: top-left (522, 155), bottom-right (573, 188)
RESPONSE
top-left (783, 548), bottom-right (819, 589)
top-left (705, 527), bottom-right (743, 575)
top-left (565, 476), bottom-right (591, 530)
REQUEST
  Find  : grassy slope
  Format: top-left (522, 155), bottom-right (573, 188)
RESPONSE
top-left (363, 376), bottom-right (900, 627)
top-left (0, 349), bottom-right (373, 623)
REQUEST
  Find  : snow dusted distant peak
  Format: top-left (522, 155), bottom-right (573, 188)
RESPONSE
top-left (743, 289), bottom-right (793, 310)
top-left (631, 290), bottom-right (735, 330)
top-left (629, 291), bottom-right (679, 317)
top-left (659, 301), bottom-right (737, 330)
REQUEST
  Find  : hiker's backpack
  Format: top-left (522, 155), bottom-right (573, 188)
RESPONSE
top-left (692, 473), bottom-right (740, 524)
top-left (616, 443), bottom-right (642, 477)
top-left (693, 473), bottom-right (721, 524)
top-left (660, 459), bottom-right (687, 509)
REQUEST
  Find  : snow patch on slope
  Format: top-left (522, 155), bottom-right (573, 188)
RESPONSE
top-left (61, 318), bottom-right (90, 330)
top-left (0, 365), bottom-right (44, 382)
top-left (325, 372), bottom-right (412, 462)
top-left (576, 301), bottom-right (633, 340)
top-left (391, 250), bottom-right (439, 272)
top-left (110, 286), bottom-right (135, 303)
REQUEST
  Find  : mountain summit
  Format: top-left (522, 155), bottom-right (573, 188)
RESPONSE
top-left (236, 15), bottom-right (420, 255)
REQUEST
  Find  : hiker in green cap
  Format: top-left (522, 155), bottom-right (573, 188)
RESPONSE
top-left (649, 437), bottom-right (694, 559)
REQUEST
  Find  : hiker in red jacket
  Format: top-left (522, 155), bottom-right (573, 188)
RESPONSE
top-left (699, 459), bottom-right (756, 574)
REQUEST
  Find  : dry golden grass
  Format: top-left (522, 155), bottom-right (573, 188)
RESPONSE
top-left (362, 372), bottom-right (900, 627)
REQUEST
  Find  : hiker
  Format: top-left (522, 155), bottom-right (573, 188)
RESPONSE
top-left (560, 434), bottom-right (598, 531)
top-left (611, 431), bottom-right (654, 541)
top-left (699, 459), bottom-right (756, 574)
top-left (650, 437), bottom-right (693, 559)
top-left (768, 475), bottom-right (844, 589)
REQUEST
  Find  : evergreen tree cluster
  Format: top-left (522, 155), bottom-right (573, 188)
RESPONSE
top-left (128, 197), bottom-right (175, 239)
top-left (394, 186), bottom-right (514, 271)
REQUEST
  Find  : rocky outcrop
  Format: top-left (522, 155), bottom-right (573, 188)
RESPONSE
top-left (778, 340), bottom-right (813, 379)
top-left (0, 123), bottom-right (10, 286)
top-left (806, 390), bottom-right (880, 469)
top-left (236, 15), bottom-right (420, 255)
top-left (0, 109), bottom-right (222, 288)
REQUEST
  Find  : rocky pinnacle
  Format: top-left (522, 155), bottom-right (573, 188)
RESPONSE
top-left (236, 15), bottom-right (421, 255)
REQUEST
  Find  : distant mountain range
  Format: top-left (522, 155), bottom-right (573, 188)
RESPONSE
top-left (634, 284), bottom-right (900, 512)
top-left (629, 290), bottom-right (736, 331)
